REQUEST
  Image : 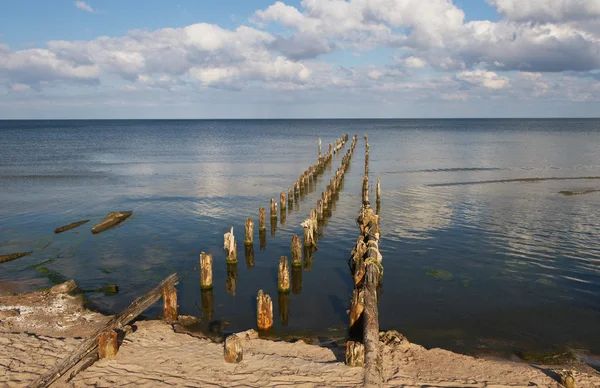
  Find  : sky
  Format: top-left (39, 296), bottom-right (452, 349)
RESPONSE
top-left (0, 0), bottom-right (599, 119)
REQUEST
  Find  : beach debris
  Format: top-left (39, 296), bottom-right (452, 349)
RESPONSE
top-left (559, 370), bottom-right (576, 388)
top-left (256, 289), bottom-right (273, 331)
top-left (224, 334), bottom-right (243, 363)
top-left (50, 280), bottom-right (79, 294)
top-left (54, 220), bottom-right (89, 234)
top-left (0, 251), bottom-right (33, 264)
top-left (223, 227), bottom-right (237, 264)
top-left (98, 330), bottom-right (119, 360)
top-left (91, 211), bottom-right (132, 234)
top-left (234, 329), bottom-right (259, 340)
top-left (0, 308), bottom-right (21, 320)
top-left (200, 252), bottom-right (213, 290)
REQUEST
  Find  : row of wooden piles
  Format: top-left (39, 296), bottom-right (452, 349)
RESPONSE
top-left (346, 134), bottom-right (384, 387)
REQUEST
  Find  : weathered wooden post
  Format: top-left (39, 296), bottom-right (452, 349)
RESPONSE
top-left (301, 219), bottom-right (316, 248)
top-left (291, 235), bottom-right (302, 267)
top-left (256, 290), bottom-right (273, 330)
top-left (376, 176), bottom-right (381, 203)
top-left (224, 335), bottom-right (243, 363)
top-left (259, 208), bottom-right (266, 231)
top-left (278, 291), bottom-right (290, 326)
top-left (362, 175), bottom-right (369, 204)
top-left (226, 263), bottom-right (238, 296)
top-left (318, 137), bottom-right (322, 158)
top-left (322, 192), bottom-right (328, 213)
top-left (294, 181), bottom-right (300, 198)
top-left (292, 266), bottom-right (302, 295)
top-left (201, 289), bottom-right (214, 321)
top-left (244, 244), bottom-right (255, 269)
top-left (363, 263), bottom-right (381, 386)
top-left (270, 198), bottom-right (277, 219)
top-left (278, 256), bottom-right (290, 293)
top-left (162, 282), bottom-right (178, 322)
top-left (224, 227), bottom-right (237, 264)
top-left (317, 199), bottom-right (324, 221)
top-left (310, 208), bottom-right (318, 228)
top-left (346, 341), bottom-right (365, 367)
top-left (280, 192), bottom-right (286, 212)
top-left (244, 218), bottom-right (254, 246)
top-left (98, 330), bottom-right (119, 360)
top-left (259, 229), bottom-right (267, 250)
top-left (200, 252), bottom-right (213, 290)
top-left (288, 186), bottom-right (293, 207)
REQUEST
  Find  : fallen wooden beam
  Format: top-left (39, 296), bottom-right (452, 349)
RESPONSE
top-left (91, 211), bottom-right (132, 234)
top-left (54, 220), bottom-right (89, 234)
top-left (28, 273), bottom-right (178, 388)
top-left (0, 251), bottom-right (33, 264)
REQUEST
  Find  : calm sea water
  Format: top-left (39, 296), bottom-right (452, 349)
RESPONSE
top-left (1, 119), bottom-right (600, 357)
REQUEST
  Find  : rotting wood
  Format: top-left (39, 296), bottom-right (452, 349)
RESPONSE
top-left (55, 220), bottom-right (89, 234)
top-left (224, 335), bottom-right (243, 363)
top-left (91, 211), bottom-right (132, 234)
top-left (258, 208), bottom-right (266, 231)
top-left (291, 235), bottom-right (302, 267)
top-left (223, 227), bottom-right (237, 264)
top-left (162, 282), bottom-right (178, 322)
top-left (256, 289), bottom-right (273, 331)
top-left (28, 273), bottom-right (179, 388)
top-left (98, 330), bottom-right (118, 359)
top-left (270, 198), bottom-right (277, 219)
top-left (363, 263), bottom-right (382, 386)
top-left (244, 218), bottom-right (254, 245)
top-left (346, 341), bottom-right (365, 367)
top-left (200, 252), bottom-right (213, 290)
top-left (280, 192), bottom-right (286, 211)
top-left (0, 251), bottom-right (33, 264)
top-left (376, 176), bottom-right (381, 203)
top-left (278, 256), bottom-right (290, 293)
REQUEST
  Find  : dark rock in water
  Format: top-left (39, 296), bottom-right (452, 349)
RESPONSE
top-left (559, 189), bottom-right (599, 196)
top-left (91, 211), bottom-right (133, 234)
top-left (50, 280), bottom-right (79, 294)
top-left (517, 347), bottom-right (577, 365)
top-left (54, 220), bottom-right (89, 234)
top-left (95, 284), bottom-right (119, 294)
top-left (0, 251), bottom-right (33, 264)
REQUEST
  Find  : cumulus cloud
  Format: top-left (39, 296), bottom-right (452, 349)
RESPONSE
top-left (456, 70), bottom-right (511, 89)
top-left (489, 0), bottom-right (600, 23)
top-left (74, 1), bottom-right (95, 13)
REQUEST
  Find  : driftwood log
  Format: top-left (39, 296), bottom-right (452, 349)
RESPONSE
top-left (55, 220), bottom-right (89, 234)
top-left (0, 251), bottom-right (33, 264)
top-left (28, 273), bottom-right (179, 388)
top-left (91, 211), bottom-right (132, 234)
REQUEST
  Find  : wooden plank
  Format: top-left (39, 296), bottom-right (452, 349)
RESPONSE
top-left (28, 273), bottom-right (178, 388)
top-left (54, 220), bottom-right (89, 234)
top-left (0, 251), bottom-right (33, 264)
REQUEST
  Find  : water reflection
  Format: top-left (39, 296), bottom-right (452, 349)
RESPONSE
top-left (280, 208), bottom-right (286, 225)
top-left (201, 289), bottom-right (214, 322)
top-left (292, 266), bottom-right (302, 295)
top-left (244, 244), bottom-right (255, 269)
top-left (226, 263), bottom-right (238, 296)
top-left (270, 217), bottom-right (277, 237)
top-left (303, 246), bottom-right (315, 271)
top-left (259, 229), bottom-right (267, 250)
top-left (278, 292), bottom-right (290, 326)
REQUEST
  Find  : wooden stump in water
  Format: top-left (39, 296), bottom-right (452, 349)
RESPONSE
top-left (363, 263), bottom-right (382, 386)
top-left (280, 192), bottom-right (286, 211)
top-left (278, 256), bottom-right (290, 293)
top-left (278, 292), bottom-right (290, 326)
top-left (98, 330), bottom-right (118, 360)
top-left (318, 137), bottom-right (322, 158)
top-left (226, 263), bottom-right (238, 296)
top-left (322, 192), bottom-right (328, 212)
top-left (288, 186), bottom-right (293, 206)
top-left (244, 218), bottom-right (254, 245)
top-left (362, 175), bottom-right (369, 204)
top-left (201, 289), bottom-right (214, 321)
top-left (200, 252), bottom-right (213, 290)
top-left (223, 227), bottom-right (237, 264)
top-left (310, 208), bottom-right (318, 228)
top-left (270, 198), bottom-right (277, 219)
top-left (259, 229), bottom-right (267, 250)
top-left (317, 200), bottom-right (323, 221)
top-left (280, 207), bottom-right (286, 225)
top-left (292, 266), bottom-right (302, 294)
top-left (259, 208), bottom-right (266, 231)
top-left (162, 282), bottom-right (178, 322)
top-left (291, 235), bottom-right (302, 267)
top-left (345, 341), bottom-right (364, 367)
top-left (91, 211), bottom-right (133, 234)
top-left (294, 181), bottom-right (300, 198)
top-left (376, 176), bottom-right (381, 203)
top-left (55, 220), bottom-right (89, 234)
top-left (244, 244), bottom-right (255, 269)
top-left (301, 219), bottom-right (316, 248)
top-left (224, 335), bottom-right (243, 363)
top-left (256, 290), bottom-right (273, 331)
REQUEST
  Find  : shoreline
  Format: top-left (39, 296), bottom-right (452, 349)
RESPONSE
top-left (2, 281), bottom-right (599, 387)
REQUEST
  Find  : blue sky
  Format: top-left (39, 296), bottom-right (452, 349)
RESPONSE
top-left (0, 0), bottom-right (599, 118)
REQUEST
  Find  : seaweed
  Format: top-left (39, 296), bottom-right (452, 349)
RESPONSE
top-left (427, 269), bottom-right (453, 281)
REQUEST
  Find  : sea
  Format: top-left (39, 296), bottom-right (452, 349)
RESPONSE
top-left (1, 119), bottom-right (599, 359)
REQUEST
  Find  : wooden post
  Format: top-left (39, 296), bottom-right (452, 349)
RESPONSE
top-left (224, 335), bottom-right (243, 363)
top-left (310, 208), bottom-right (317, 227)
top-left (322, 192), bottom-right (328, 212)
top-left (363, 263), bottom-right (382, 386)
top-left (294, 181), bottom-right (300, 198)
top-left (318, 137), bottom-right (322, 158)
top-left (349, 288), bottom-right (364, 338)
top-left (292, 266), bottom-right (302, 295)
top-left (270, 198), bottom-right (277, 219)
top-left (259, 208), bottom-right (266, 231)
top-left (278, 256), bottom-right (290, 293)
top-left (256, 290), bottom-right (273, 331)
top-left (291, 235), bottom-right (302, 267)
top-left (201, 289), bottom-right (214, 322)
top-left (362, 175), bottom-right (369, 204)
top-left (278, 291), bottom-right (290, 326)
top-left (200, 252), bottom-right (213, 290)
top-left (224, 227), bottom-right (237, 264)
top-left (317, 200), bottom-right (323, 221)
top-left (226, 263), bottom-right (238, 296)
top-left (288, 186), bottom-right (293, 206)
top-left (162, 282), bottom-right (178, 322)
top-left (244, 244), bottom-right (255, 269)
top-left (302, 219), bottom-right (316, 248)
top-left (98, 330), bottom-right (118, 360)
top-left (244, 218), bottom-right (254, 245)
top-left (346, 341), bottom-right (365, 367)
top-left (376, 176), bottom-right (381, 203)
top-left (280, 192), bottom-right (286, 211)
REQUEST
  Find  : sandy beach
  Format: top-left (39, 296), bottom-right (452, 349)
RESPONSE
top-left (1, 281), bottom-right (599, 388)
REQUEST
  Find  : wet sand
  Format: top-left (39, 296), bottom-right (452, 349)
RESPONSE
top-left (1, 282), bottom-right (599, 387)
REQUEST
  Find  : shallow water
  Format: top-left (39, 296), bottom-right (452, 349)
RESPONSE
top-left (1, 119), bottom-right (600, 356)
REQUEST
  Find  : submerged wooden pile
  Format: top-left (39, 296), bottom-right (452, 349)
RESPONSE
top-left (346, 135), bottom-right (384, 387)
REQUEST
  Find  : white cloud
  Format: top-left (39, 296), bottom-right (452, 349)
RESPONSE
top-left (489, 0), bottom-right (600, 23)
top-left (74, 1), bottom-right (95, 13)
top-left (11, 83), bottom-right (30, 92)
top-left (401, 56), bottom-right (428, 69)
top-left (456, 70), bottom-right (511, 89)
